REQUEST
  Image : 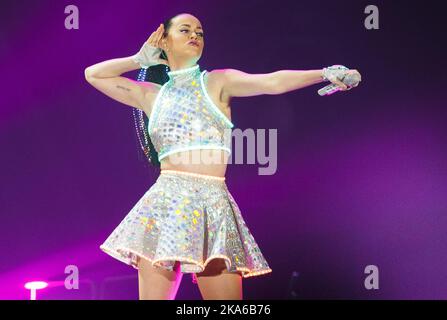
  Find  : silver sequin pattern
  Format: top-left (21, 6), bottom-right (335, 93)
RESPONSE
top-left (100, 170), bottom-right (272, 284)
top-left (148, 65), bottom-right (234, 162)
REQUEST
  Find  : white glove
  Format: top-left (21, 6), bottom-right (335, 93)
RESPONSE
top-left (322, 65), bottom-right (350, 82)
top-left (132, 42), bottom-right (168, 68)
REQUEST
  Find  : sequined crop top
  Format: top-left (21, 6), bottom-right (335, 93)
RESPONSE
top-left (148, 64), bottom-right (234, 161)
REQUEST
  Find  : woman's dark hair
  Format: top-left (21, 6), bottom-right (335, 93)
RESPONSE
top-left (132, 15), bottom-right (178, 168)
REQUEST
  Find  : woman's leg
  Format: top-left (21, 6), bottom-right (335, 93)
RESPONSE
top-left (138, 258), bottom-right (183, 300)
top-left (195, 258), bottom-right (243, 300)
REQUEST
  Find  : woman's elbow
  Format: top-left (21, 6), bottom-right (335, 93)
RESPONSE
top-left (84, 66), bottom-right (96, 83)
top-left (268, 73), bottom-right (284, 95)
top-left (269, 80), bottom-right (284, 95)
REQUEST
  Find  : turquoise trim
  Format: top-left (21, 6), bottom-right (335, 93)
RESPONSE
top-left (148, 82), bottom-right (170, 135)
top-left (158, 145), bottom-right (232, 161)
top-left (167, 64), bottom-right (200, 78)
top-left (199, 70), bottom-right (235, 128)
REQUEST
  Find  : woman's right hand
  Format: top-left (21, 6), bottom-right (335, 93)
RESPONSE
top-left (132, 23), bottom-right (169, 67)
top-left (146, 24), bottom-right (165, 49)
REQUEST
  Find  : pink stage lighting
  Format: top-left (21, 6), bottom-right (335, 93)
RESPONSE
top-left (24, 281), bottom-right (48, 300)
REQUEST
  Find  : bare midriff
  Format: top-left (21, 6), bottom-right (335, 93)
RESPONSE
top-left (159, 149), bottom-right (229, 177)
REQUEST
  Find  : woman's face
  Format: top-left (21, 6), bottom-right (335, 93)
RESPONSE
top-left (164, 14), bottom-right (204, 61)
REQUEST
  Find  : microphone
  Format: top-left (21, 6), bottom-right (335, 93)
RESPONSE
top-left (318, 72), bottom-right (361, 96)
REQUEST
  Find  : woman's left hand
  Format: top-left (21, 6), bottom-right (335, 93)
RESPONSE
top-left (331, 69), bottom-right (362, 91)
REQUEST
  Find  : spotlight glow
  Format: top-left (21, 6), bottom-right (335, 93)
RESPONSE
top-left (24, 281), bottom-right (48, 300)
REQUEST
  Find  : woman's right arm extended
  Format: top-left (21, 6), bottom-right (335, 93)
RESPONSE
top-left (84, 56), bottom-right (155, 112)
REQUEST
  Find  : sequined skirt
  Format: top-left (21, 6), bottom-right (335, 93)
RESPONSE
top-left (100, 169), bottom-right (272, 284)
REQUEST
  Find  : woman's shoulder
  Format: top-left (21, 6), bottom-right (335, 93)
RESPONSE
top-left (206, 68), bottom-right (244, 84)
top-left (207, 68), bottom-right (230, 77)
top-left (206, 68), bottom-right (231, 86)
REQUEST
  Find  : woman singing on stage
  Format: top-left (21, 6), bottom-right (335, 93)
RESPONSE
top-left (84, 12), bottom-right (361, 300)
